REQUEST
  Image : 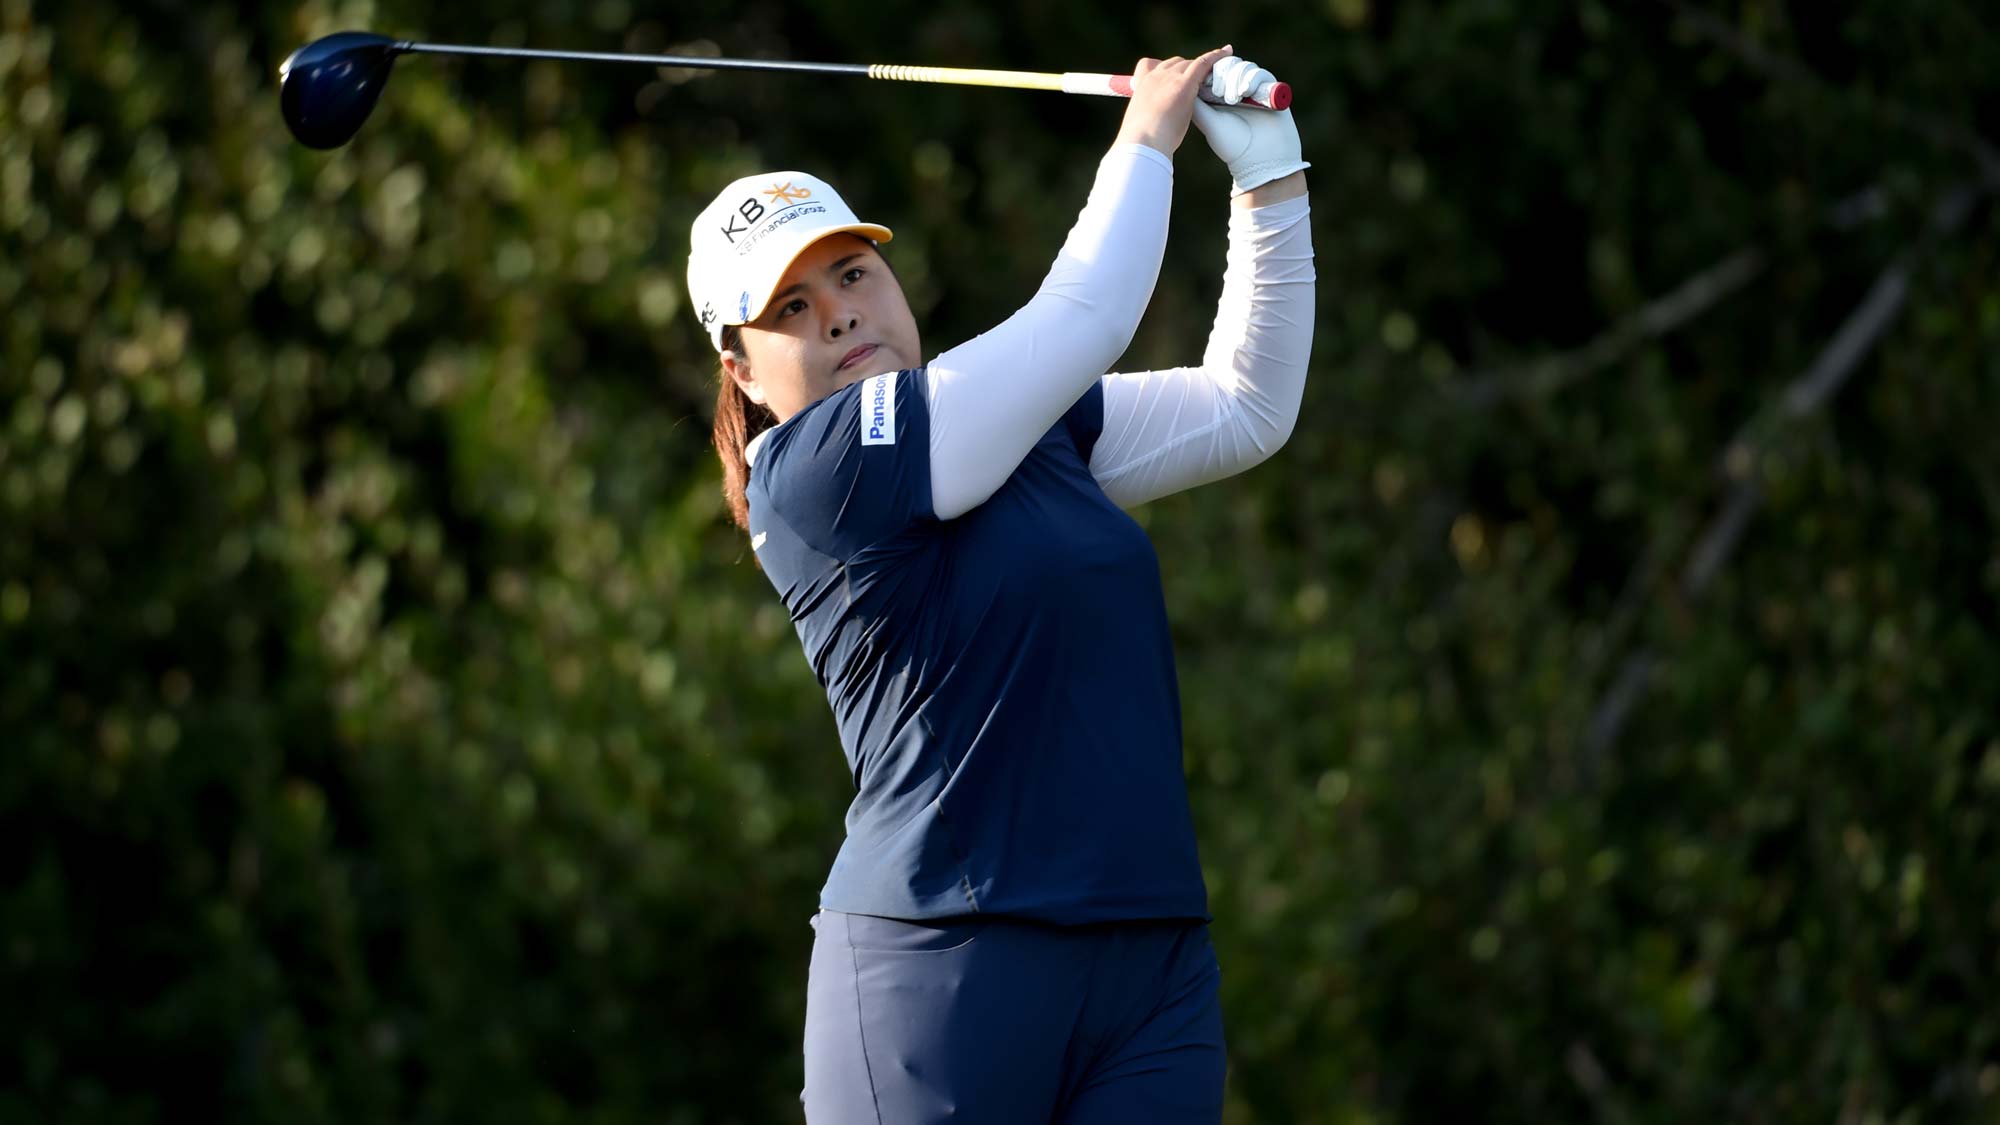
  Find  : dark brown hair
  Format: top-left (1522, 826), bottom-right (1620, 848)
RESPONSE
top-left (712, 324), bottom-right (774, 532)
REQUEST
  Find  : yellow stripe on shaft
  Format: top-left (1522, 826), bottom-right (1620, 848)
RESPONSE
top-left (867, 64), bottom-right (1067, 91)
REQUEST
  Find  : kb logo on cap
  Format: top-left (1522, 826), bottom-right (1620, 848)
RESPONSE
top-left (719, 181), bottom-right (815, 245)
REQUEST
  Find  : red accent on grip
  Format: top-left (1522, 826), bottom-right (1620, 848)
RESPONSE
top-left (1267, 82), bottom-right (1292, 110)
top-left (1108, 74), bottom-right (1133, 97)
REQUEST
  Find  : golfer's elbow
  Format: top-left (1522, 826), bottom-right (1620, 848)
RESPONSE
top-left (1264, 408), bottom-right (1301, 461)
top-left (1239, 409), bottom-right (1298, 474)
top-left (1229, 371), bottom-right (1305, 471)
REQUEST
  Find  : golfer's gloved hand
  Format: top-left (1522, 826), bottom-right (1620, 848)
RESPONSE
top-left (1192, 56), bottom-right (1310, 196)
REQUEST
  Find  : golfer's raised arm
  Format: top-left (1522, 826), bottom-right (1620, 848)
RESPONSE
top-left (924, 48), bottom-right (1232, 522)
top-left (1082, 60), bottom-right (1316, 508)
top-left (1086, 184), bottom-right (1314, 508)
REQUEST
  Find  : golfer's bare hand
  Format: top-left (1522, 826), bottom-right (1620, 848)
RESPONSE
top-left (1114, 46), bottom-right (1235, 157)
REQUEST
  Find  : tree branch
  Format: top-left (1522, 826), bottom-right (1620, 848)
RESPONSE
top-left (1452, 247), bottom-right (1767, 410)
top-left (1451, 185), bottom-right (1887, 411)
top-left (1579, 181), bottom-right (1989, 770)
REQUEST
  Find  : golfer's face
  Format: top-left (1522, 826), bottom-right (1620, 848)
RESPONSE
top-left (730, 235), bottom-right (921, 422)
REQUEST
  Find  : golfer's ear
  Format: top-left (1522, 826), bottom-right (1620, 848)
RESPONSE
top-left (721, 348), bottom-right (766, 405)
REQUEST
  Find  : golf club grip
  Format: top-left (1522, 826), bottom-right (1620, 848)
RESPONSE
top-left (1208, 80), bottom-right (1291, 111)
top-left (1077, 73), bottom-right (1292, 111)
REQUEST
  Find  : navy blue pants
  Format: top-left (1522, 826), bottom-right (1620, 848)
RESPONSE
top-left (802, 911), bottom-right (1226, 1123)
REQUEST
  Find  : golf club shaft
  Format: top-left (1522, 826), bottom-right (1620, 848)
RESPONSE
top-left (398, 42), bottom-right (1292, 110)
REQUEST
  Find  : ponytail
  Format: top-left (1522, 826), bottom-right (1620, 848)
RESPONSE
top-left (712, 325), bottom-right (774, 533)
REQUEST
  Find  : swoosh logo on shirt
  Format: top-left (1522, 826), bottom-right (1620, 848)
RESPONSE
top-left (752, 532), bottom-right (768, 550)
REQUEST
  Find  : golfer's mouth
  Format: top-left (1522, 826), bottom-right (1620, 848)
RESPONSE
top-left (836, 344), bottom-right (879, 372)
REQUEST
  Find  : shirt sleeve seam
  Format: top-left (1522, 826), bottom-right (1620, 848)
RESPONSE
top-left (1093, 409), bottom-right (1233, 490)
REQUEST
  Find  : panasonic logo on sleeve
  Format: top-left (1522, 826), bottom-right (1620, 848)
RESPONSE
top-left (860, 373), bottom-right (896, 447)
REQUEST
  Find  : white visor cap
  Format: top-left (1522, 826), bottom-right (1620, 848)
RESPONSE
top-left (686, 171), bottom-right (894, 351)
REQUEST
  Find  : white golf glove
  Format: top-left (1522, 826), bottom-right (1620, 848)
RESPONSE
top-left (1192, 56), bottom-right (1310, 197)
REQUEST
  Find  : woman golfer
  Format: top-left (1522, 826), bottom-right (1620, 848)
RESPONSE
top-left (685, 46), bottom-right (1313, 1123)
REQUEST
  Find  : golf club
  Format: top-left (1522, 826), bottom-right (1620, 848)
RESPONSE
top-left (279, 31), bottom-right (1293, 149)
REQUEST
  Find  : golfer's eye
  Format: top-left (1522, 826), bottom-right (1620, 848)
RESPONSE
top-left (776, 298), bottom-right (807, 319)
top-left (842, 267), bottom-right (865, 285)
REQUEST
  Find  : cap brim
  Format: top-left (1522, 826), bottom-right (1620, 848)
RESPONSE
top-left (731, 223), bottom-right (895, 327)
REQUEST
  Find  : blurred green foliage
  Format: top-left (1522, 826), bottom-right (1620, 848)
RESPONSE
top-left (4, 0), bottom-right (1999, 1120)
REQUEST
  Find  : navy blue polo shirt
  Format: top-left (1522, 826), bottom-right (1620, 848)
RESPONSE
top-left (745, 368), bottom-right (1208, 925)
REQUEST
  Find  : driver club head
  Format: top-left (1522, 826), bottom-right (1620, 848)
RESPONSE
top-left (279, 31), bottom-right (403, 149)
